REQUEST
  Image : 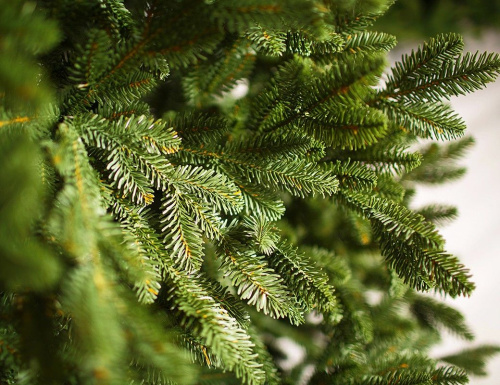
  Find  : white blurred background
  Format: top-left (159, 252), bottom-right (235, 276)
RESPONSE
top-left (407, 31), bottom-right (500, 384)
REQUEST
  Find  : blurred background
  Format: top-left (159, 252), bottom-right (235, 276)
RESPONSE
top-left (377, 1), bottom-right (500, 383)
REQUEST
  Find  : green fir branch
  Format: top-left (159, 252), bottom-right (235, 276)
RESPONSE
top-left (285, 31), bottom-right (345, 57)
top-left (325, 159), bottom-right (378, 191)
top-left (264, 54), bottom-right (386, 132)
top-left (415, 204), bottom-right (458, 226)
top-left (269, 241), bottom-right (340, 316)
top-left (167, 113), bottom-right (229, 145)
top-left (246, 25), bottom-right (287, 57)
top-left (160, 191), bottom-right (205, 273)
top-left (162, 267), bottom-right (267, 385)
top-left (303, 104), bottom-right (388, 150)
top-left (381, 48), bottom-right (500, 101)
top-left (224, 131), bottom-right (325, 162)
top-left (380, 100), bottom-right (467, 141)
top-left (343, 31), bottom-right (397, 55)
top-left (440, 346), bottom-right (500, 377)
top-left (333, 145), bottom-right (422, 175)
top-left (404, 138), bottom-right (474, 185)
top-left (383, 33), bottom-right (465, 97)
top-left (180, 143), bottom-right (338, 198)
top-left (217, 235), bottom-right (304, 324)
top-left (410, 295), bottom-right (474, 340)
top-left (183, 38), bottom-right (255, 105)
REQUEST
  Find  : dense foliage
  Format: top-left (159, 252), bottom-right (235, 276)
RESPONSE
top-left (374, 0), bottom-right (500, 38)
top-left (1, 1), bottom-right (500, 384)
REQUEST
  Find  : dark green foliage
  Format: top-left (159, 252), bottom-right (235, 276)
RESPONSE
top-left (327, 159), bottom-right (378, 191)
top-left (337, 190), bottom-right (474, 296)
top-left (0, 1), bottom-right (60, 110)
top-left (440, 346), bottom-right (500, 377)
top-left (404, 138), bottom-right (474, 185)
top-left (410, 294), bottom-right (474, 340)
top-left (380, 101), bottom-right (467, 141)
top-left (269, 241), bottom-right (339, 316)
top-left (375, 33), bottom-right (499, 104)
top-left (332, 145), bottom-right (422, 174)
top-left (1, 1), bottom-right (499, 385)
top-left (0, 135), bottom-right (61, 291)
top-left (415, 204), bottom-right (458, 226)
top-left (374, 0), bottom-right (500, 38)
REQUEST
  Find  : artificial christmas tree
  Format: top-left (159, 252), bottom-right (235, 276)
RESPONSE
top-left (1, 1), bottom-right (500, 384)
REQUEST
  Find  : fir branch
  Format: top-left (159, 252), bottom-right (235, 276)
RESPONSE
top-left (68, 29), bottom-right (112, 88)
top-left (160, 191), bottom-right (205, 273)
top-left (340, 191), bottom-right (445, 250)
top-left (142, 3), bottom-right (224, 67)
top-left (222, 157), bottom-right (339, 198)
top-left (96, 101), bottom-right (151, 120)
top-left (373, 174), bottom-right (406, 202)
top-left (224, 131), bottom-right (325, 162)
top-left (0, 134), bottom-right (61, 291)
top-left (153, 26), bottom-right (224, 68)
top-left (265, 55), bottom-right (386, 132)
top-left (303, 104), bottom-right (388, 150)
top-left (60, 265), bottom-right (128, 383)
top-left (415, 204), bottom-right (458, 226)
top-left (96, 0), bottom-right (134, 38)
top-left (209, 0), bottom-right (323, 35)
top-left (246, 58), bottom-right (304, 132)
top-left (285, 31), bottom-right (345, 57)
top-left (246, 25), bottom-right (287, 57)
top-left (217, 235), bottom-right (304, 324)
top-left (430, 366), bottom-right (468, 385)
top-left (353, 369), bottom-right (433, 385)
top-left (333, 1), bottom-right (394, 34)
top-left (238, 180), bottom-right (286, 221)
top-left (166, 164), bottom-right (244, 214)
top-left (342, 31), bottom-right (397, 55)
top-left (162, 267), bottom-right (267, 385)
top-left (243, 215), bottom-right (280, 256)
top-left (379, 236), bottom-right (475, 297)
top-left (102, 194), bottom-right (162, 304)
top-left (269, 241), bottom-right (340, 316)
top-left (74, 114), bottom-right (181, 202)
top-left (382, 33), bottom-right (465, 97)
top-left (180, 144), bottom-right (338, 198)
top-left (178, 333), bottom-right (222, 369)
top-left (333, 145), bottom-right (422, 175)
top-left (167, 113), bottom-right (229, 145)
top-left (325, 159), bottom-right (377, 191)
top-left (94, 69), bottom-right (158, 108)
top-left (47, 123), bottom-right (107, 259)
top-left (338, 191), bottom-right (475, 296)
top-left (410, 295), bottom-right (474, 340)
top-left (76, 118), bottom-right (157, 205)
top-left (404, 138), bottom-right (473, 185)
top-left (66, 23), bottom-right (164, 110)
top-left (382, 50), bottom-right (500, 101)
top-left (183, 194), bottom-right (227, 241)
top-left (380, 100), bottom-right (467, 141)
top-left (183, 38), bottom-right (255, 104)
top-left (440, 346), bottom-right (500, 377)
top-left (123, 306), bottom-right (199, 385)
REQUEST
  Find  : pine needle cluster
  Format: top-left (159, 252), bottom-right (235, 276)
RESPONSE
top-left (1, 1), bottom-right (499, 384)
